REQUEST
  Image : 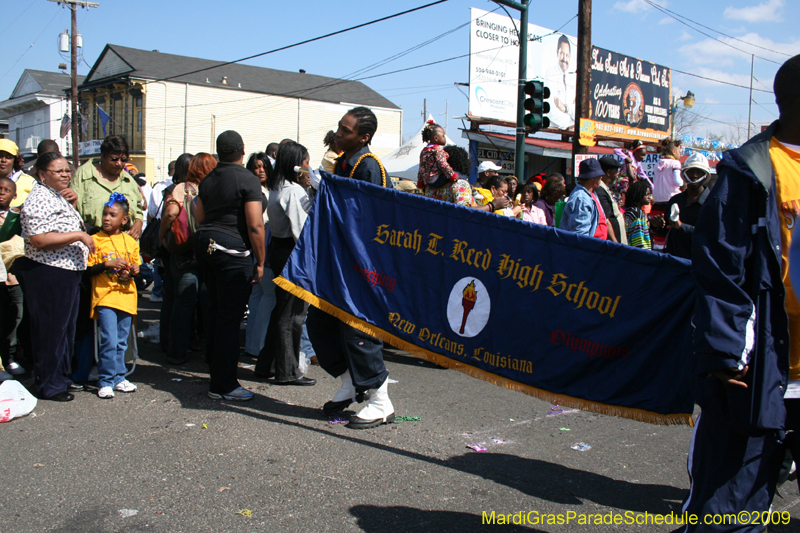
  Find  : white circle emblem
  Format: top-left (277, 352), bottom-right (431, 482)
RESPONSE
top-left (447, 277), bottom-right (491, 338)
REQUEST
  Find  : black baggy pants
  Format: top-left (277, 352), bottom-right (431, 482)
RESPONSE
top-left (14, 257), bottom-right (81, 399)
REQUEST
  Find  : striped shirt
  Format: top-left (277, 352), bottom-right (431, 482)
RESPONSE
top-left (624, 207), bottom-right (651, 249)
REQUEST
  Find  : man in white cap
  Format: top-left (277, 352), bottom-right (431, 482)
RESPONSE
top-left (473, 160), bottom-right (508, 207)
top-left (475, 160), bottom-right (501, 189)
top-left (664, 152), bottom-right (711, 259)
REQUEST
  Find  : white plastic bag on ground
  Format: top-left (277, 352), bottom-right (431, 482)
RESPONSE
top-left (0, 380), bottom-right (37, 422)
top-left (298, 351), bottom-right (310, 375)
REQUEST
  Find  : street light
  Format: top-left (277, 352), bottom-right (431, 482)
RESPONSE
top-left (670, 90), bottom-right (695, 138)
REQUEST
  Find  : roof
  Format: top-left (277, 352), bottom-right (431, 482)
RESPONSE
top-left (10, 69), bottom-right (86, 99)
top-left (82, 44), bottom-right (399, 110)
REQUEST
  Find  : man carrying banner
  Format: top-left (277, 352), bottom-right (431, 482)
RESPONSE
top-left (679, 54), bottom-right (800, 531)
top-left (306, 106), bottom-right (395, 429)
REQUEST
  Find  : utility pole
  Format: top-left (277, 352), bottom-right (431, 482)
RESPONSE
top-left (49, 0), bottom-right (98, 168)
top-left (493, 0), bottom-right (529, 182)
top-left (423, 98), bottom-right (427, 120)
top-left (571, 0), bottom-right (591, 180)
top-left (747, 54), bottom-right (754, 139)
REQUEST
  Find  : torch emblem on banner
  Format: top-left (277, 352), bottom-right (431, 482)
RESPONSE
top-left (448, 277), bottom-right (490, 338)
top-left (460, 280), bottom-right (478, 334)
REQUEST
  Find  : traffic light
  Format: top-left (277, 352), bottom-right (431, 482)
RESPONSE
top-left (523, 80), bottom-right (550, 132)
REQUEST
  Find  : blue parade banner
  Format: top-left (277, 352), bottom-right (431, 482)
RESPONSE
top-left (277, 174), bottom-right (696, 425)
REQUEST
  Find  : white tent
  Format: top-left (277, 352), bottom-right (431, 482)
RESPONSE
top-left (382, 114), bottom-right (458, 181)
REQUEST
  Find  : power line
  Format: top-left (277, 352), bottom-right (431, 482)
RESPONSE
top-left (147, 0), bottom-right (449, 86)
top-left (0, 0), bottom-right (37, 34)
top-left (0, 9), bottom-right (62, 83)
top-left (752, 100), bottom-right (778, 118)
top-left (681, 108), bottom-right (739, 127)
top-left (671, 67), bottom-right (773, 93)
top-left (753, 75), bottom-right (773, 93)
top-left (340, 18), bottom-right (473, 81)
top-left (643, 0), bottom-right (792, 58)
top-left (269, 7), bottom-right (503, 105)
top-left (642, 0), bottom-right (784, 65)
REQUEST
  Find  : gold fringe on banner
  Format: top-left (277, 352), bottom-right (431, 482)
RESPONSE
top-left (274, 276), bottom-right (694, 427)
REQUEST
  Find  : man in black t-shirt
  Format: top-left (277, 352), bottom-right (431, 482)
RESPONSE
top-left (307, 107), bottom-right (396, 429)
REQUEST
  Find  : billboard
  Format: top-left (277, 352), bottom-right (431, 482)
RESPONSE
top-left (588, 47), bottom-right (672, 141)
top-left (469, 8), bottom-right (577, 130)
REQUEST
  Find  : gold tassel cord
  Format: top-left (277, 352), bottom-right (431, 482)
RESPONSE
top-left (273, 276), bottom-right (694, 427)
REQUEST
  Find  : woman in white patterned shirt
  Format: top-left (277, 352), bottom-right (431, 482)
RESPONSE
top-left (15, 153), bottom-right (95, 402)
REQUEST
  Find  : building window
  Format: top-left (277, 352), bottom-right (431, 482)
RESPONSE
top-left (137, 110), bottom-right (142, 133)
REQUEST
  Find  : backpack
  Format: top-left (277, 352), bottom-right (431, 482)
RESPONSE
top-left (164, 183), bottom-right (199, 255)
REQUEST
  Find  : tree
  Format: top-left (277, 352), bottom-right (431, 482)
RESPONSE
top-left (672, 105), bottom-right (706, 138)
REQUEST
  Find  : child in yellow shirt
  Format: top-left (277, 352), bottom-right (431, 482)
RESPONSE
top-left (87, 192), bottom-right (140, 399)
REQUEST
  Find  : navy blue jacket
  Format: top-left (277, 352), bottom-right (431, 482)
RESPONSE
top-left (691, 121), bottom-right (789, 432)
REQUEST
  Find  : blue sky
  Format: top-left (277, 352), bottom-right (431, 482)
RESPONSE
top-left (2, 0), bottom-right (798, 145)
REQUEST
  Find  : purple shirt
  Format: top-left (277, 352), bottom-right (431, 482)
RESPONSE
top-left (534, 198), bottom-right (555, 226)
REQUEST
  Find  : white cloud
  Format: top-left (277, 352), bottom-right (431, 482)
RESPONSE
top-left (678, 32), bottom-right (800, 67)
top-left (677, 67), bottom-right (768, 90)
top-left (703, 98), bottom-right (721, 104)
top-left (678, 30), bottom-right (692, 42)
top-left (724, 0), bottom-right (784, 23)
top-left (613, 0), bottom-right (650, 13)
top-left (658, 17), bottom-right (675, 25)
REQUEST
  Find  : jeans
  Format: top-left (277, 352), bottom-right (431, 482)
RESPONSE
top-left (159, 253), bottom-right (174, 352)
top-left (195, 229), bottom-right (253, 395)
top-left (244, 263), bottom-right (276, 355)
top-left (256, 237), bottom-right (307, 381)
top-left (96, 306), bottom-right (132, 389)
top-left (167, 254), bottom-right (200, 363)
top-left (0, 284), bottom-right (23, 367)
top-left (300, 320), bottom-right (315, 358)
top-left (151, 258), bottom-right (163, 297)
top-left (138, 256), bottom-right (156, 292)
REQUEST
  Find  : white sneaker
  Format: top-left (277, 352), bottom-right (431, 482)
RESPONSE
top-left (0, 370), bottom-right (14, 381)
top-left (6, 362), bottom-right (25, 375)
top-left (98, 386), bottom-right (115, 399)
top-left (113, 380), bottom-right (137, 393)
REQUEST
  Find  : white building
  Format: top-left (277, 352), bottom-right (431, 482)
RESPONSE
top-left (0, 69), bottom-right (85, 156)
top-left (75, 45), bottom-right (402, 181)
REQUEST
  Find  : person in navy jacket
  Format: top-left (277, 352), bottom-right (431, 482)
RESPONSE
top-left (679, 54), bottom-right (800, 531)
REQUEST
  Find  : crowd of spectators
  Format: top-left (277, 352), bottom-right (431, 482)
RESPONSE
top-left (0, 123), bottom-right (706, 403)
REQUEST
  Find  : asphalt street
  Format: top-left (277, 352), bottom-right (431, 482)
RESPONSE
top-left (1, 296), bottom-right (798, 533)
